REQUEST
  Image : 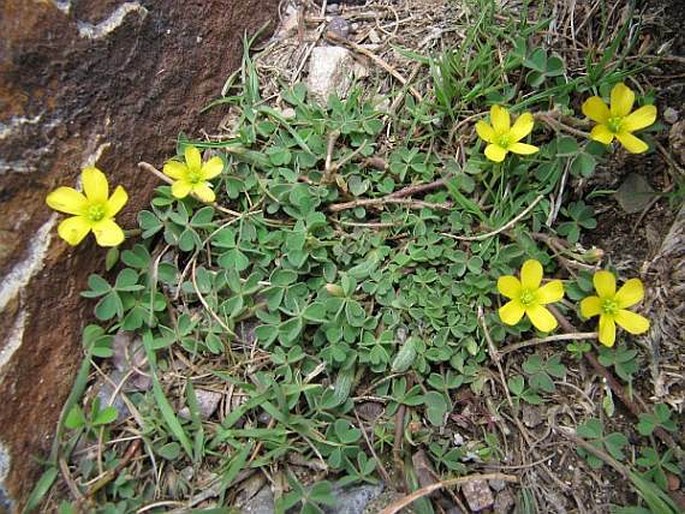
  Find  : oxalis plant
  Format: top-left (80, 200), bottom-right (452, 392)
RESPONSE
top-left (31, 20), bottom-right (681, 514)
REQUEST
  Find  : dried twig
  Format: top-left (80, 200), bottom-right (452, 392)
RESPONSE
top-left (324, 31), bottom-right (423, 102)
top-left (442, 195), bottom-right (544, 242)
top-left (329, 197), bottom-right (451, 212)
top-left (378, 473), bottom-right (518, 514)
top-left (498, 332), bottom-right (598, 356)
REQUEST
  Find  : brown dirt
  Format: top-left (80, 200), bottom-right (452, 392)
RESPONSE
top-left (0, 0), bottom-right (280, 509)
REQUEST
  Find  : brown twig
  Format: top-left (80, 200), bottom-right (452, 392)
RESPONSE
top-left (377, 473), bottom-right (518, 514)
top-left (354, 410), bottom-right (393, 485)
top-left (324, 31), bottom-right (423, 102)
top-left (328, 178), bottom-right (449, 212)
top-left (442, 195), bottom-right (543, 242)
top-left (85, 439), bottom-right (142, 497)
top-left (329, 197), bottom-right (451, 213)
top-left (498, 332), bottom-right (598, 356)
top-left (536, 112), bottom-right (591, 139)
top-left (389, 178), bottom-right (447, 199)
top-left (393, 405), bottom-right (407, 492)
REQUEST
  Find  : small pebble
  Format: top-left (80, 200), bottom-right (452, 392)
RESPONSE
top-left (178, 388), bottom-right (222, 420)
top-left (494, 489), bottom-right (515, 514)
top-left (663, 106), bottom-right (679, 124)
top-left (462, 479), bottom-right (494, 512)
top-left (328, 16), bottom-right (350, 39)
top-left (489, 479), bottom-right (507, 492)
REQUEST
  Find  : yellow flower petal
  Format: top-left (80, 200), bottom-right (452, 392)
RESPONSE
top-left (499, 300), bottom-right (525, 326)
top-left (580, 296), bottom-right (601, 318)
top-left (537, 280), bottom-right (564, 304)
top-left (163, 160), bottom-right (187, 180)
top-left (593, 270), bottom-right (616, 298)
top-left (615, 309), bottom-right (650, 335)
top-left (171, 180), bottom-right (193, 198)
top-left (201, 156), bottom-right (224, 180)
top-left (185, 146), bottom-right (202, 171)
top-left (497, 275), bottom-right (522, 299)
top-left (616, 131), bottom-right (649, 154)
top-left (91, 219), bottom-right (125, 247)
top-left (508, 142), bottom-right (539, 156)
top-left (622, 105), bottom-right (657, 132)
top-left (46, 187), bottom-right (88, 215)
top-left (590, 125), bottom-right (615, 144)
top-left (582, 96), bottom-right (610, 124)
top-left (192, 183), bottom-right (216, 203)
top-left (526, 304), bottom-right (558, 332)
top-left (475, 121), bottom-right (495, 143)
top-left (484, 144), bottom-right (507, 162)
top-left (509, 112), bottom-right (534, 142)
top-left (491, 105), bottom-right (510, 134)
top-left (57, 216), bottom-right (92, 246)
top-left (598, 315), bottom-right (616, 347)
top-left (520, 259), bottom-right (543, 290)
top-left (82, 167), bottom-right (109, 203)
top-left (107, 185), bottom-right (128, 216)
top-left (615, 278), bottom-right (644, 309)
top-left (610, 83), bottom-right (635, 118)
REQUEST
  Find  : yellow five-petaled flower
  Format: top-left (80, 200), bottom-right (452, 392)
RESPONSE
top-left (163, 146), bottom-right (224, 203)
top-left (497, 259), bottom-right (564, 332)
top-left (46, 167), bottom-right (128, 247)
top-left (582, 83), bottom-right (657, 154)
top-left (476, 105), bottom-right (539, 163)
top-left (580, 270), bottom-right (650, 347)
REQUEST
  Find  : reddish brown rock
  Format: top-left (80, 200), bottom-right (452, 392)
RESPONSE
top-left (0, 0), bottom-right (279, 510)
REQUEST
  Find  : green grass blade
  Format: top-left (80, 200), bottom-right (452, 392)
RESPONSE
top-left (143, 331), bottom-right (193, 458)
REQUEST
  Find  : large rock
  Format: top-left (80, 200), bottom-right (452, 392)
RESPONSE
top-left (0, 0), bottom-right (279, 510)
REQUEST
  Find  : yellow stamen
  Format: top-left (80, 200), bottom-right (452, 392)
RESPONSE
top-left (601, 298), bottom-right (619, 316)
top-left (87, 203), bottom-right (106, 222)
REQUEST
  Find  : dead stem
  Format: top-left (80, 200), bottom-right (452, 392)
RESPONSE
top-left (378, 473), bottom-right (518, 514)
top-left (324, 31), bottom-right (423, 102)
top-left (498, 332), bottom-right (598, 356)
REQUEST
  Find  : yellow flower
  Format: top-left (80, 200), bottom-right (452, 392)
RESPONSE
top-left (163, 146), bottom-right (224, 203)
top-left (580, 271), bottom-right (650, 347)
top-left (582, 83), bottom-right (657, 154)
top-left (476, 105), bottom-right (539, 162)
top-left (46, 167), bottom-right (128, 247)
top-left (497, 259), bottom-right (564, 332)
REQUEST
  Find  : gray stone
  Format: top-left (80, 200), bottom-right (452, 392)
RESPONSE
top-left (179, 389), bottom-right (223, 420)
top-left (462, 479), bottom-right (494, 512)
top-left (663, 107), bottom-right (679, 124)
top-left (328, 17), bottom-right (351, 39)
top-left (494, 489), bottom-right (515, 513)
top-left (241, 485), bottom-right (275, 514)
top-left (307, 47), bottom-right (363, 105)
top-left (326, 484), bottom-right (384, 514)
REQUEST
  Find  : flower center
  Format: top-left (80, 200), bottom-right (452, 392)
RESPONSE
top-left (601, 298), bottom-right (619, 316)
top-left (497, 134), bottom-right (511, 148)
top-left (607, 116), bottom-right (623, 134)
top-left (187, 169), bottom-right (202, 184)
top-left (519, 289), bottom-right (536, 307)
top-left (86, 203), bottom-right (106, 222)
